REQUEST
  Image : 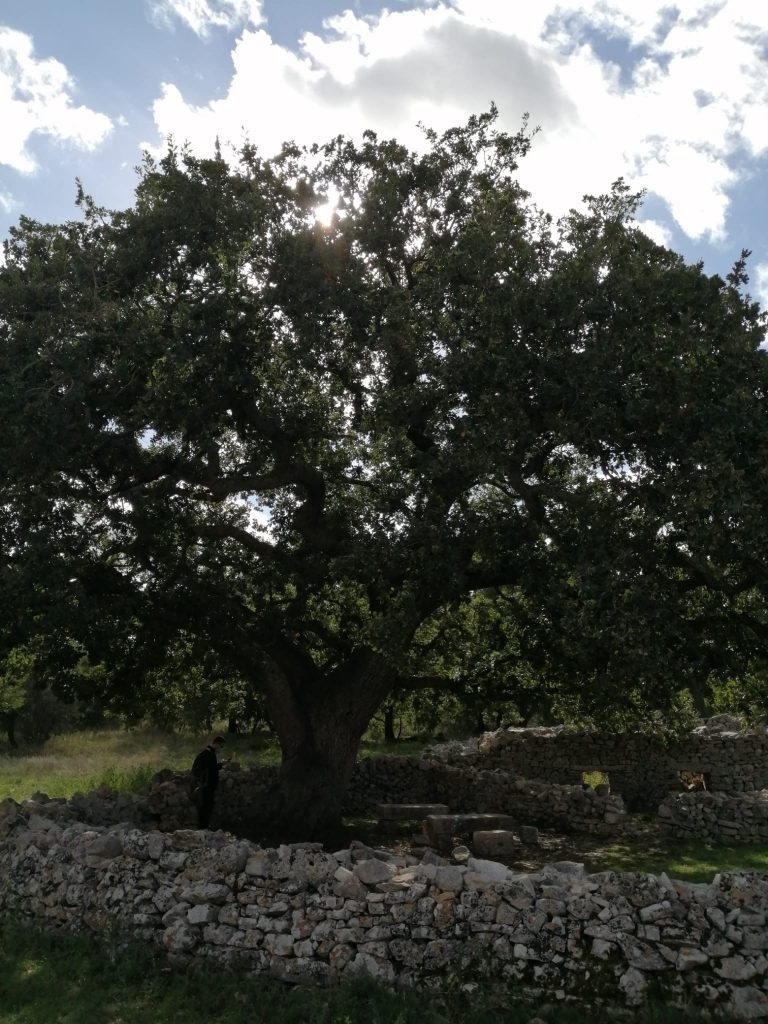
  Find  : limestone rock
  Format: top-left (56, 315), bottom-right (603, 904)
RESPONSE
top-left (434, 865), bottom-right (465, 892)
top-left (353, 859), bottom-right (396, 886)
top-left (181, 882), bottom-right (230, 905)
top-left (187, 904), bottom-right (219, 925)
top-left (163, 919), bottom-right (199, 953)
top-left (716, 956), bottom-right (758, 982)
top-left (619, 966), bottom-right (648, 1005)
top-left (85, 833), bottom-right (123, 860)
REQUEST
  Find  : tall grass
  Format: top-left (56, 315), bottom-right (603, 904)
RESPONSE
top-left (0, 727), bottom-right (424, 803)
top-left (0, 728), bottom-right (274, 802)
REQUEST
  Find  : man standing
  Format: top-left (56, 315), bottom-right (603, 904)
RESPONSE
top-left (191, 735), bottom-right (226, 828)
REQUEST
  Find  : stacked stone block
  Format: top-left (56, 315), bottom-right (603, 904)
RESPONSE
top-left (658, 790), bottom-right (768, 843)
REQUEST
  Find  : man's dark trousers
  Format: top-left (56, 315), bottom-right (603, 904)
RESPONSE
top-left (197, 786), bottom-right (216, 828)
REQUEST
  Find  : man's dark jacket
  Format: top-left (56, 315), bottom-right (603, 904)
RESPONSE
top-left (192, 746), bottom-right (221, 790)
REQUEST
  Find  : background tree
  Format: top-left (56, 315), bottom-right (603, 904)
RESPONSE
top-left (0, 647), bottom-right (28, 748)
top-left (2, 111), bottom-right (767, 835)
top-left (115, 633), bottom-right (266, 735)
top-left (0, 641), bottom-right (89, 747)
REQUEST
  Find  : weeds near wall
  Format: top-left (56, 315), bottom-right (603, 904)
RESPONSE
top-left (0, 920), bottom-right (714, 1024)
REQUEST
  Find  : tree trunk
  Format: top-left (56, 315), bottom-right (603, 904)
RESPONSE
top-left (257, 650), bottom-right (393, 841)
top-left (2, 712), bottom-right (17, 749)
top-left (689, 679), bottom-right (710, 719)
top-left (227, 715), bottom-right (239, 735)
top-left (383, 705), bottom-right (396, 743)
top-left (272, 715), bottom-right (362, 840)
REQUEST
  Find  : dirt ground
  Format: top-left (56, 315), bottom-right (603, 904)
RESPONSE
top-left (485, 818), bottom-right (666, 874)
top-left (361, 816), bottom-right (685, 875)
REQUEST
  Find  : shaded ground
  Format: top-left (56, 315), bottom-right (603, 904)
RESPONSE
top-left (352, 815), bottom-right (768, 883)
top-left (492, 817), bottom-right (678, 873)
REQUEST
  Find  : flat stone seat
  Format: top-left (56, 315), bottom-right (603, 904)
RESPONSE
top-left (518, 825), bottom-right (540, 845)
top-left (376, 803), bottom-right (450, 820)
top-left (425, 813), bottom-right (516, 837)
top-left (472, 829), bottom-right (520, 857)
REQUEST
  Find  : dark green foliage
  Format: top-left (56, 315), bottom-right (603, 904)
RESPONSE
top-left (2, 110), bottom-right (767, 829)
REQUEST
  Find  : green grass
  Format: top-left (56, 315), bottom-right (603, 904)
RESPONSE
top-left (582, 769), bottom-right (609, 788)
top-left (360, 737), bottom-right (427, 759)
top-left (587, 836), bottom-right (768, 882)
top-left (0, 921), bottom-right (709, 1024)
top-left (0, 728), bottom-right (426, 803)
top-left (0, 728), bottom-right (244, 801)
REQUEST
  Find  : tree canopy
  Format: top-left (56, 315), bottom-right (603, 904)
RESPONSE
top-left (2, 111), bottom-right (767, 834)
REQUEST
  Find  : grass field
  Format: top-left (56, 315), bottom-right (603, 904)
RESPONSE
top-left (0, 728), bottom-right (284, 802)
top-left (0, 727), bottom-right (425, 802)
top-left (0, 922), bottom-right (709, 1024)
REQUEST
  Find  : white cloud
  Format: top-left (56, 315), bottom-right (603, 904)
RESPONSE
top-left (755, 264), bottom-right (768, 313)
top-left (0, 27), bottom-right (112, 174)
top-left (637, 218), bottom-right (672, 247)
top-left (144, 11), bottom-right (576, 164)
top-left (148, 0), bottom-right (264, 38)
top-left (143, 1), bottom-right (768, 244)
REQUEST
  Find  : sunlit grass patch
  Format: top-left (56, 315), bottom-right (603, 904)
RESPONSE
top-left (0, 727), bottom-right (427, 803)
top-left (588, 838), bottom-right (768, 882)
top-left (582, 769), bottom-right (610, 788)
top-left (0, 728), bottom-right (271, 802)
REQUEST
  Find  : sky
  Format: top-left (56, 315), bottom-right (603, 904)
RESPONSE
top-left (0, 0), bottom-right (767, 309)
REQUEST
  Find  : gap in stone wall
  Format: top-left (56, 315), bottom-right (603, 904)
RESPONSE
top-left (581, 769), bottom-right (610, 790)
top-left (679, 769), bottom-right (710, 792)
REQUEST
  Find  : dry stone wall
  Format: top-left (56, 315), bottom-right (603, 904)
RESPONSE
top-left (2, 800), bottom-right (767, 1020)
top-left (658, 790), bottom-right (768, 844)
top-left (431, 718), bottom-right (768, 812)
top-left (122, 760), bottom-right (626, 837)
top-left (347, 758), bottom-right (625, 833)
top-left (33, 759), bottom-right (623, 838)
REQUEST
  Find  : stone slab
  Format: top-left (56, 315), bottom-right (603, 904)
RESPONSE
top-left (375, 803), bottom-right (450, 820)
top-left (425, 813), bottom-right (516, 838)
top-left (472, 829), bottom-right (520, 857)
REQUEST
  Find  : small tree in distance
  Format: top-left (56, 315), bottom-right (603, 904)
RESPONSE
top-left (2, 110), bottom-right (767, 835)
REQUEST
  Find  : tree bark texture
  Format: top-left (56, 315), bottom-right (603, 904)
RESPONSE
top-left (1, 712), bottom-right (17, 749)
top-left (383, 705), bottom-right (396, 744)
top-left (257, 651), bottom-right (393, 839)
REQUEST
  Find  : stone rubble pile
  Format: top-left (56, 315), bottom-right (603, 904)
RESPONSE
top-left (659, 790), bottom-right (768, 844)
top-left (2, 799), bottom-right (767, 1019)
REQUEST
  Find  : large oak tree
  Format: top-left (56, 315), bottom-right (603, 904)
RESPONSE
top-left (2, 112), bottom-right (767, 834)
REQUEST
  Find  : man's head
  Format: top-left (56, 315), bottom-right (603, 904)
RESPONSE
top-left (211, 736), bottom-right (226, 750)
